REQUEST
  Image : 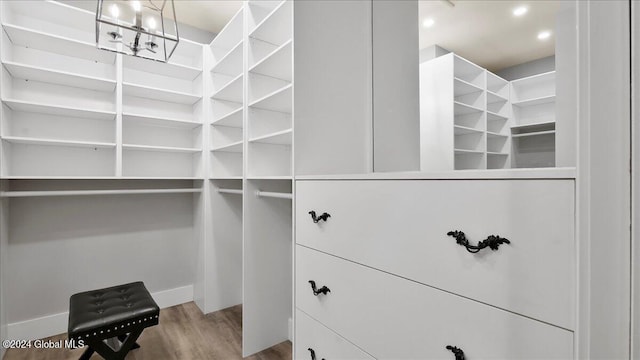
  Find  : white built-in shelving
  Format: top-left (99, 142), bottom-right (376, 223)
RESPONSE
top-left (510, 71), bottom-right (556, 168)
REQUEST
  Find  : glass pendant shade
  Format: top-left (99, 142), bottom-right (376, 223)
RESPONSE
top-left (95, 0), bottom-right (179, 62)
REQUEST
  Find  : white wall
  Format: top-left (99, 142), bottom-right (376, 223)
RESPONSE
top-left (633, 1), bottom-right (640, 357)
top-left (419, 45), bottom-right (450, 64)
top-left (5, 185), bottom-right (196, 339)
top-left (496, 55), bottom-right (555, 81)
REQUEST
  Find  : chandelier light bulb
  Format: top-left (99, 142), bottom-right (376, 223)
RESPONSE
top-left (148, 17), bottom-right (156, 30)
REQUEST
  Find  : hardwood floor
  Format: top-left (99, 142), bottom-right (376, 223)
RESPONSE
top-left (3, 303), bottom-right (291, 360)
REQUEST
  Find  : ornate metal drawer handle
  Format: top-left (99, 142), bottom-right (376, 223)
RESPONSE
top-left (309, 211), bottom-right (331, 223)
top-left (308, 280), bottom-right (330, 296)
top-left (447, 230), bottom-right (510, 254)
top-left (446, 345), bottom-right (465, 360)
top-left (308, 347), bottom-right (325, 360)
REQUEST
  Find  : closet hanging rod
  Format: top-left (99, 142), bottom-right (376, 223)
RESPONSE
top-left (0, 188), bottom-right (202, 198)
top-left (255, 190), bottom-right (292, 200)
top-left (217, 188), bottom-right (243, 195)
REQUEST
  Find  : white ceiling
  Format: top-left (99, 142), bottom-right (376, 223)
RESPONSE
top-left (419, 0), bottom-right (560, 72)
top-left (171, 0), bottom-right (241, 34)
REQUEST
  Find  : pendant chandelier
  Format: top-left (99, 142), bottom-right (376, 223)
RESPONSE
top-left (95, 0), bottom-right (179, 62)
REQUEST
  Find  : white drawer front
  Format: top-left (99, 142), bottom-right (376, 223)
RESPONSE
top-left (296, 245), bottom-right (573, 359)
top-left (296, 179), bottom-right (575, 329)
top-left (295, 309), bottom-right (374, 360)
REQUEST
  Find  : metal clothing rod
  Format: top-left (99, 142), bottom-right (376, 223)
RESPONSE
top-left (255, 190), bottom-right (293, 200)
top-left (217, 188), bottom-right (243, 195)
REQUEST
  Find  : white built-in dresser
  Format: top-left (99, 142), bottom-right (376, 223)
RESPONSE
top-left (294, 169), bottom-right (576, 359)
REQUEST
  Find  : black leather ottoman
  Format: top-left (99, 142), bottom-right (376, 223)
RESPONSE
top-left (68, 281), bottom-right (160, 360)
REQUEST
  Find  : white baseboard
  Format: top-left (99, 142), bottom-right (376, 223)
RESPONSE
top-left (7, 284), bottom-right (194, 341)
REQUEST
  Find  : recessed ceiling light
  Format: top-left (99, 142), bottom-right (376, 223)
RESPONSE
top-left (537, 31), bottom-right (552, 40)
top-left (513, 6), bottom-right (528, 17)
top-left (423, 18), bottom-right (435, 28)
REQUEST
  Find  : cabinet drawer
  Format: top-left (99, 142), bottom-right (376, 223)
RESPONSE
top-left (296, 245), bottom-right (573, 359)
top-left (295, 309), bottom-right (374, 360)
top-left (296, 179), bottom-right (575, 329)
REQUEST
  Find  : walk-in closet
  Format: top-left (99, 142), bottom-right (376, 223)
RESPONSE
top-left (0, 1), bottom-right (636, 359)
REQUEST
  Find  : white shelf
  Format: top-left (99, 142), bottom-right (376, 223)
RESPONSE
top-left (3, 24), bottom-right (116, 64)
top-left (512, 130), bottom-right (556, 138)
top-left (511, 71), bottom-right (556, 87)
top-left (2, 99), bottom-right (116, 120)
top-left (211, 176), bottom-right (243, 180)
top-left (210, 7), bottom-right (244, 55)
top-left (487, 131), bottom-right (509, 138)
top-left (211, 74), bottom-right (243, 103)
top-left (487, 111), bottom-right (508, 122)
top-left (249, 40), bottom-right (292, 81)
top-left (454, 149), bottom-right (484, 155)
top-left (123, 82), bottom-right (202, 105)
top-left (454, 101), bottom-right (484, 116)
top-left (122, 144), bottom-right (202, 153)
top-left (248, 84), bottom-right (292, 113)
top-left (512, 95), bottom-right (556, 107)
top-left (0, 188), bottom-right (201, 198)
top-left (2, 61), bottom-right (116, 92)
top-left (0, 176), bottom-right (203, 180)
top-left (122, 113), bottom-right (203, 129)
top-left (249, 129), bottom-right (292, 145)
top-left (454, 125), bottom-right (483, 135)
top-left (211, 141), bottom-right (243, 153)
top-left (212, 108), bottom-right (243, 128)
top-left (123, 56), bottom-right (202, 81)
top-left (1, 136), bottom-right (115, 149)
top-left (487, 152), bottom-right (509, 156)
top-left (211, 41), bottom-right (243, 76)
top-left (511, 121), bottom-right (556, 133)
top-left (249, 1), bottom-right (292, 46)
top-left (454, 77), bottom-right (483, 97)
top-left (246, 176), bottom-right (292, 180)
top-left (486, 91), bottom-right (508, 104)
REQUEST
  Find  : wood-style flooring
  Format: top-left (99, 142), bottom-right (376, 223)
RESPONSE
top-left (3, 303), bottom-right (291, 360)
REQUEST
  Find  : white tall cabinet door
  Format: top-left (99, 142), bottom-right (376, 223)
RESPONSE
top-left (296, 245), bottom-right (574, 359)
top-left (296, 179), bottom-right (575, 330)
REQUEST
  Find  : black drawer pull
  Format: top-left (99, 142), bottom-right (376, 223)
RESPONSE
top-left (309, 211), bottom-right (331, 223)
top-left (446, 345), bottom-right (465, 360)
top-left (308, 280), bottom-right (330, 296)
top-left (447, 230), bottom-right (510, 254)
top-left (308, 347), bottom-right (325, 360)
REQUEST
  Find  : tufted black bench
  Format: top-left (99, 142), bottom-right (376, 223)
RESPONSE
top-left (68, 281), bottom-right (160, 360)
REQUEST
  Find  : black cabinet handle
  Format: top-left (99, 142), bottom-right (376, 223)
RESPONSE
top-left (309, 211), bottom-right (331, 223)
top-left (308, 347), bottom-right (325, 360)
top-left (447, 230), bottom-right (510, 254)
top-left (308, 280), bottom-right (330, 296)
top-left (446, 345), bottom-right (465, 360)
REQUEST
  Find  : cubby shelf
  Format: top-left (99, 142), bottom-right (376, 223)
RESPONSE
top-left (2, 61), bottom-right (116, 92)
top-left (454, 101), bottom-right (483, 115)
top-left (454, 77), bottom-right (483, 97)
top-left (1, 135), bottom-right (116, 149)
top-left (122, 144), bottom-right (202, 153)
top-left (246, 176), bottom-right (292, 180)
top-left (249, 1), bottom-right (290, 44)
top-left (211, 176), bottom-right (243, 180)
top-left (2, 24), bottom-right (116, 64)
top-left (1, 99), bottom-right (116, 120)
top-left (123, 82), bottom-right (202, 105)
top-left (249, 40), bottom-right (292, 81)
top-left (122, 113), bottom-right (203, 129)
top-left (454, 125), bottom-right (483, 135)
top-left (487, 152), bottom-right (509, 156)
top-left (454, 149), bottom-right (485, 155)
top-left (248, 128), bottom-right (292, 145)
top-left (512, 95), bottom-right (556, 107)
top-left (0, 188), bottom-right (202, 198)
top-left (248, 84), bottom-right (292, 113)
top-left (487, 91), bottom-right (508, 104)
top-left (210, 7), bottom-right (244, 59)
top-left (211, 41), bottom-right (243, 76)
top-left (511, 121), bottom-right (556, 132)
top-left (212, 108), bottom-right (243, 128)
top-left (487, 111), bottom-right (508, 122)
top-left (123, 56), bottom-right (202, 81)
top-left (211, 74), bottom-right (243, 103)
top-left (487, 131), bottom-right (509, 137)
top-left (211, 141), bottom-right (243, 153)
